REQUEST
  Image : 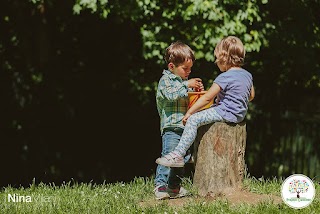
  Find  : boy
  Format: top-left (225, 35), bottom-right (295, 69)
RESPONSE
top-left (154, 41), bottom-right (204, 200)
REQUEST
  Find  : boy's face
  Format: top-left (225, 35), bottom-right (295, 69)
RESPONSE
top-left (169, 59), bottom-right (193, 80)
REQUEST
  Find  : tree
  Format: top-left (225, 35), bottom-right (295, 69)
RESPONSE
top-left (193, 122), bottom-right (247, 197)
top-left (70, 0), bottom-right (271, 101)
top-left (2, 0), bottom-right (319, 185)
top-left (245, 0), bottom-right (320, 178)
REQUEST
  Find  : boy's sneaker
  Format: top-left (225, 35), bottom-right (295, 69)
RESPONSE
top-left (155, 151), bottom-right (184, 167)
top-left (154, 185), bottom-right (170, 200)
top-left (167, 186), bottom-right (189, 199)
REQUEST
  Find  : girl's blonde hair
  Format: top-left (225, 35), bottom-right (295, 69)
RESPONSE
top-left (214, 36), bottom-right (245, 68)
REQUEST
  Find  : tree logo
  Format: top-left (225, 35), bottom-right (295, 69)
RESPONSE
top-left (281, 174), bottom-right (315, 209)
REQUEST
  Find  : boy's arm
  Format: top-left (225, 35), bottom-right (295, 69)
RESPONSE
top-left (159, 78), bottom-right (188, 101)
top-left (159, 78), bottom-right (202, 100)
top-left (249, 85), bottom-right (255, 102)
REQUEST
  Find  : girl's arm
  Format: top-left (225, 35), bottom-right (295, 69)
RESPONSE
top-left (182, 83), bottom-right (221, 124)
top-left (249, 85), bottom-right (255, 102)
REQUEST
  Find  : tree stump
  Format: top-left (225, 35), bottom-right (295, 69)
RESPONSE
top-left (193, 121), bottom-right (247, 197)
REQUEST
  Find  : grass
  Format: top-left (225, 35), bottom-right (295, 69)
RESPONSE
top-left (0, 176), bottom-right (319, 214)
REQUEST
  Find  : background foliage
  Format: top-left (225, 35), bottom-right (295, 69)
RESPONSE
top-left (0, 0), bottom-right (319, 186)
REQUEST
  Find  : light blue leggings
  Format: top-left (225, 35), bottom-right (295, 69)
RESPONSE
top-left (174, 107), bottom-right (223, 156)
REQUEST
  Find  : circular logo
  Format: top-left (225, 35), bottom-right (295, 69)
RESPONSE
top-left (281, 174), bottom-right (315, 209)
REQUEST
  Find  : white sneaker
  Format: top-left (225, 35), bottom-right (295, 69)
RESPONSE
top-left (154, 185), bottom-right (170, 200)
top-left (156, 152), bottom-right (184, 167)
top-left (168, 186), bottom-right (190, 199)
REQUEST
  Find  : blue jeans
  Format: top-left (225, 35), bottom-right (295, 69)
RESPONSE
top-left (155, 127), bottom-right (191, 188)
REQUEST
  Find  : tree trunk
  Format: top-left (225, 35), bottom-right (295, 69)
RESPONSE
top-left (193, 121), bottom-right (247, 197)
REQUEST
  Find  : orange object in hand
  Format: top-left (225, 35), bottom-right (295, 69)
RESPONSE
top-left (187, 91), bottom-right (213, 111)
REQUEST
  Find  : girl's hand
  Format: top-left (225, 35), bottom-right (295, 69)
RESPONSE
top-left (182, 113), bottom-right (192, 125)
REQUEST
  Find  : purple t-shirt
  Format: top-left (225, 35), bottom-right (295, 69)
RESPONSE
top-left (214, 68), bottom-right (253, 123)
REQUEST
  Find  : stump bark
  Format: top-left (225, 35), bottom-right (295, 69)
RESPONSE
top-left (193, 121), bottom-right (247, 197)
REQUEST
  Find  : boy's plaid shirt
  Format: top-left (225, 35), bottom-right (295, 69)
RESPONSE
top-left (156, 70), bottom-right (191, 134)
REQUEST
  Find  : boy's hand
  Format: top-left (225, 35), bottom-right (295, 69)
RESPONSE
top-left (197, 82), bottom-right (204, 91)
top-left (188, 78), bottom-right (204, 91)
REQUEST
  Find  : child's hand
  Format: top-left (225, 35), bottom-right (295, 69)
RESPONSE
top-left (182, 113), bottom-right (192, 125)
top-left (214, 96), bottom-right (220, 104)
top-left (188, 78), bottom-right (203, 91)
top-left (197, 81), bottom-right (204, 91)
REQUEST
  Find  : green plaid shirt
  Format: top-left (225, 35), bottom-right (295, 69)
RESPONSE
top-left (156, 70), bottom-right (191, 134)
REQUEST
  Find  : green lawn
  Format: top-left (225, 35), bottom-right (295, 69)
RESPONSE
top-left (0, 176), bottom-right (319, 213)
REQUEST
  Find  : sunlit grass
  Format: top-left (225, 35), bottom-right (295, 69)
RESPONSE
top-left (0, 176), bottom-right (319, 213)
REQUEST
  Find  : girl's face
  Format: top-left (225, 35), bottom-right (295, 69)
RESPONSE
top-left (169, 59), bottom-right (193, 80)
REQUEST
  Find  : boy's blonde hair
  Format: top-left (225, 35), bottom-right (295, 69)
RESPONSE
top-left (214, 36), bottom-right (245, 67)
top-left (164, 41), bottom-right (195, 65)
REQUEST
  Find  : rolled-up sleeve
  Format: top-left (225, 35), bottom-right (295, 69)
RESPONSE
top-left (160, 78), bottom-right (188, 101)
